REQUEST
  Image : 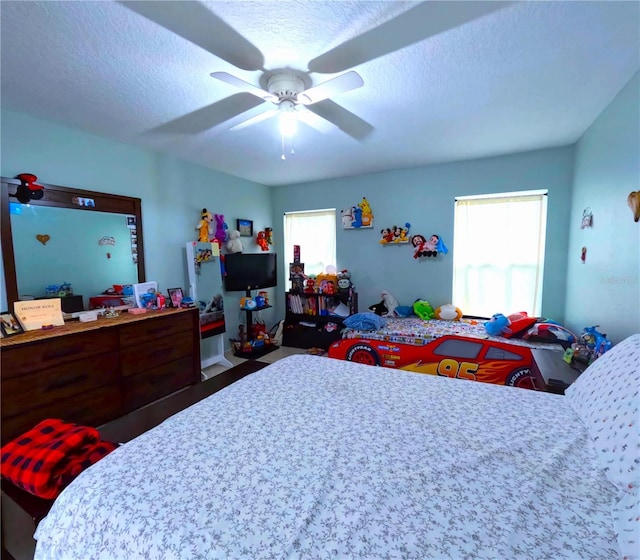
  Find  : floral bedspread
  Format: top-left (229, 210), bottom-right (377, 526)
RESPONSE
top-left (35, 355), bottom-right (618, 559)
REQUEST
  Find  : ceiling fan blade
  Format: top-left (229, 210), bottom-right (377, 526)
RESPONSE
top-left (306, 100), bottom-right (373, 141)
top-left (297, 71), bottom-right (364, 106)
top-left (230, 108), bottom-right (279, 131)
top-left (148, 93), bottom-right (264, 134)
top-left (295, 107), bottom-right (336, 134)
top-left (308, 1), bottom-right (511, 74)
top-left (119, 1), bottom-right (264, 71)
top-left (211, 72), bottom-right (278, 102)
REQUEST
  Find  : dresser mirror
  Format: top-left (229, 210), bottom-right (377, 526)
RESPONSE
top-left (1, 177), bottom-right (145, 310)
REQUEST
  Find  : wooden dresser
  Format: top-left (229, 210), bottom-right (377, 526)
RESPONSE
top-left (0, 307), bottom-right (201, 445)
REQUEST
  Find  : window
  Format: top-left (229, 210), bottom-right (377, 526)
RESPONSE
top-left (452, 191), bottom-right (547, 318)
top-left (283, 209), bottom-right (336, 277)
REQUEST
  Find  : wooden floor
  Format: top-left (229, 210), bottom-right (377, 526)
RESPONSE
top-left (1, 359), bottom-right (271, 560)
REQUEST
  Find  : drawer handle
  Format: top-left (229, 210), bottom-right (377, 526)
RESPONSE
top-left (43, 345), bottom-right (85, 361)
top-left (47, 374), bottom-right (88, 391)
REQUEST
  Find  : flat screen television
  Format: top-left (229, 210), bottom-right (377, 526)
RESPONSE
top-left (224, 252), bottom-right (277, 293)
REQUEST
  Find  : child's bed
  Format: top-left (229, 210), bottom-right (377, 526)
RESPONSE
top-left (329, 317), bottom-right (568, 389)
top-left (31, 335), bottom-right (639, 559)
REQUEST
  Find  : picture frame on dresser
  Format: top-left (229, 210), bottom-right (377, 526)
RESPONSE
top-left (0, 311), bottom-right (24, 337)
top-left (168, 287), bottom-right (184, 308)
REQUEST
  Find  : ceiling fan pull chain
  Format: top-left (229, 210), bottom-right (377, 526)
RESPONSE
top-left (281, 134), bottom-right (286, 160)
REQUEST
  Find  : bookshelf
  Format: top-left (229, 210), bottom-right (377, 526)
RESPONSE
top-left (283, 291), bottom-right (358, 350)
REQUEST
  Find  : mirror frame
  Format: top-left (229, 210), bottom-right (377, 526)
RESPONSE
top-left (1, 177), bottom-right (145, 307)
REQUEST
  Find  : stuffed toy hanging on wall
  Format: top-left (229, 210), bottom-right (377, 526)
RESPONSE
top-left (196, 208), bottom-right (213, 242)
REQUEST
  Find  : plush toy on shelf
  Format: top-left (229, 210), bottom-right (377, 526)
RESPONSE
top-left (214, 214), bottom-right (227, 244)
top-left (256, 231), bottom-right (269, 251)
top-left (196, 208), bottom-right (213, 242)
top-left (225, 229), bottom-right (243, 253)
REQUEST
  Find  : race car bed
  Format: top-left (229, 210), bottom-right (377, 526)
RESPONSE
top-left (328, 317), bottom-right (565, 390)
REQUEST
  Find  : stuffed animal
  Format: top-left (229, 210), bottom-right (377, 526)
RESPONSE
top-left (413, 299), bottom-right (435, 320)
top-left (352, 207), bottom-right (363, 228)
top-left (368, 300), bottom-right (388, 316)
top-left (225, 229), bottom-right (243, 253)
top-left (484, 313), bottom-right (512, 337)
top-left (381, 290), bottom-right (399, 317)
top-left (196, 208), bottom-right (213, 242)
top-left (214, 214), bottom-right (226, 244)
top-left (435, 304), bottom-right (462, 321)
top-left (265, 227), bottom-right (273, 245)
top-left (256, 231), bottom-right (269, 251)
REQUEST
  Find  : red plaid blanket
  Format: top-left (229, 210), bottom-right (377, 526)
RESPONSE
top-left (1, 418), bottom-right (118, 499)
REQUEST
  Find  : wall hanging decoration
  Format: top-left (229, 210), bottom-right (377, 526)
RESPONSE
top-left (580, 207), bottom-right (593, 228)
top-left (256, 231), bottom-right (269, 251)
top-left (410, 234), bottom-right (448, 259)
top-left (265, 227), bottom-right (273, 246)
top-left (237, 218), bottom-right (253, 237)
top-left (36, 234), bottom-right (50, 245)
top-left (581, 246), bottom-right (587, 263)
top-left (379, 222), bottom-right (411, 244)
top-left (628, 191), bottom-right (640, 222)
top-left (341, 197), bottom-right (374, 229)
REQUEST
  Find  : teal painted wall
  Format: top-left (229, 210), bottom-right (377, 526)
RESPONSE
top-left (565, 72), bottom-right (640, 343)
top-left (271, 147), bottom-right (575, 323)
top-left (0, 108), bottom-right (275, 357)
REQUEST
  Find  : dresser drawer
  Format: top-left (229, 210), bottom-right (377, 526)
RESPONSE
top-left (1, 353), bottom-right (119, 419)
top-left (119, 313), bottom-right (192, 348)
top-left (120, 330), bottom-right (194, 377)
top-left (1, 331), bottom-right (118, 378)
top-left (1, 384), bottom-right (122, 445)
top-left (122, 356), bottom-right (198, 412)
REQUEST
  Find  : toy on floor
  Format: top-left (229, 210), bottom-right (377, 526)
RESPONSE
top-left (413, 299), bottom-right (435, 320)
top-left (196, 208), bottom-right (213, 242)
top-left (484, 313), bottom-right (512, 337)
top-left (225, 229), bottom-right (243, 253)
top-left (435, 304), bottom-right (462, 321)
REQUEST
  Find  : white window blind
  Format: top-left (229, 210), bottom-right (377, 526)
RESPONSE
top-left (452, 191), bottom-right (547, 317)
top-left (283, 209), bottom-right (336, 276)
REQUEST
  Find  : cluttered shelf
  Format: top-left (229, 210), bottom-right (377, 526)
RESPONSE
top-left (284, 291), bottom-right (358, 350)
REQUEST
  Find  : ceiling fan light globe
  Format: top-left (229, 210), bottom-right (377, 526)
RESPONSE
top-left (279, 111), bottom-right (297, 138)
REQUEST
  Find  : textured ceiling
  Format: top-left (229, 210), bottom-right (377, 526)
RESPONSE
top-left (1, 1), bottom-right (638, 187)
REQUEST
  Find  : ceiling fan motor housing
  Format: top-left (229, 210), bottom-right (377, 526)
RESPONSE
top-left (267, 73), bottom-right (305, 101)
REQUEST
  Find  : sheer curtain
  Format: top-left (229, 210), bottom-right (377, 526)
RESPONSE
top-left (452, 191), bottom-right (547, 317)
top-left (284, 209), bottom-right (336, 276)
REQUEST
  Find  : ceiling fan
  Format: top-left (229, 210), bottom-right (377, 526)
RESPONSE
top-left (121, 1), bottom-right (510, 149)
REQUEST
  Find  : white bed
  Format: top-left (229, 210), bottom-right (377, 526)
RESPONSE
top-left (34, 335), bottom-right (640, 559)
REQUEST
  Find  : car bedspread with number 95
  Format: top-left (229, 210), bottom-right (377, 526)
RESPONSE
top-left (328, 334), bottom-right (546, 391)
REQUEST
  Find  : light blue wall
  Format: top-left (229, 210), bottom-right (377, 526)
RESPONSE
top-left (0, 108), bottom-right (276, 355)
top-left (565, 72), bottom-right (640, 343)
top-left (271, 147), bottom-right (575, 323)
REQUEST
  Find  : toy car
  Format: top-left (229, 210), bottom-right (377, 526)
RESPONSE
top-left (328, 334), bottom-right (547, 390)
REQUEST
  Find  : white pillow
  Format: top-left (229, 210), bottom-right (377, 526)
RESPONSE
top-left (565, 333), bottom-right (640, 491)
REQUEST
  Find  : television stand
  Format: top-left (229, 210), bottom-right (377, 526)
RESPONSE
top-left (232, 289), bottom-right (278, 359)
